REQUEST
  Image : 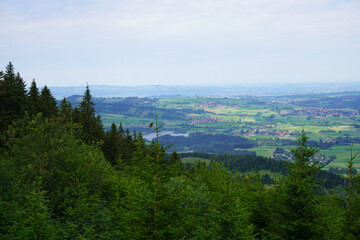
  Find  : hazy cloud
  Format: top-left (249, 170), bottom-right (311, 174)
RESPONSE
top-left (0, 0), bottom-right (359, 86)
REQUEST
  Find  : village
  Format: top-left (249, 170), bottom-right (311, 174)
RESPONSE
top-left (233, 128), bottom-right (295, 137)
top-left (272, 149), bottom-right (333, 166)
top-left (190, 116), bottom-right (232, 124)
top-left (281, 107), bottom-right (358, 120)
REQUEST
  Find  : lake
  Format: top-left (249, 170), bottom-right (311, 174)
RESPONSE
top-left (143, 131), bottom-right (189, 141)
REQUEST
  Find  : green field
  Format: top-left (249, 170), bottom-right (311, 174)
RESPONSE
top-left (94, 93), bottom-right (360, 170)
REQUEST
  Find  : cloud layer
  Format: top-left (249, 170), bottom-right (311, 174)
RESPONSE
top-left (1, 0), bottom-right (359, 86)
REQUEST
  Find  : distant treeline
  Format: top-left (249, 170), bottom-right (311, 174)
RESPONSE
top-left (66, 95), bottom-right (207, 121)
top-left (159, 132), bottom-right (257, 153)
top-left (296, 95), bottom-right (360, 111)
top-left (178, 152), bottom-right (346, 189)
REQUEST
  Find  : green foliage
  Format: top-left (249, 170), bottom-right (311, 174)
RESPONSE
top-left (344, 145), bottom-right (360, 238)
top-left (1, 69), bottom-right (360, 239)
top-left (240, 174), bottom-right (273, 239)
top-left (0, 62), bottom-right (27, 136)
top-left (27, 79), bottom-right (40, 116)
top-left (272, 130), bottom-right (321, 239)
top-left (59, 97), bottom-right (73, 119)
top-left (102, 122), bottom-right (121, 166)
top-left (0, 156), bottom-right (57, 240)
top-left (77, 85), bottom-right (104, 144)
top-left (39, 85), bottom-right (58, 118)
top-left (191, 161), bottom-right (255, 239)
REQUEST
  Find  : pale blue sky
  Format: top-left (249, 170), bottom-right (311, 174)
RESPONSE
top-left (0, 0), bottom-right (359, 87)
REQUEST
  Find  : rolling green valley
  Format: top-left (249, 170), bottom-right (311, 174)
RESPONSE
top-left (65, 92), bottom-right (360, 171)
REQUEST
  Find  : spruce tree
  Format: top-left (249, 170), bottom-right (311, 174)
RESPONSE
top-left (14, 72), bottom-right (27, 116)
top-left (0, 62), bottom-right (27, 134)
top-left (27, 79), bottom-right (40, 116)
top-left (39, 85), bottom-right (58, 118)
top-left (119, 122), bottom-right (125, 137)
top-left (72, 106), bottom-right (80, 123)
top-left (0, 71), bottom-right (6, 134)
top-left (344, 145), bottom-right (360, 239)
top-left (59, 97), bottom-right (73, 119)
top-left (78, 85), bottom-right (104, 144)
top-left (168, 151), bottom-right (183, 176)
top-left (275, 130), bottom-right (320, 239)
top-left (102, 122), bottom-right (120, 166)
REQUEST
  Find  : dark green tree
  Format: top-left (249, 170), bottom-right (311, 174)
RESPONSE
top-left (77, 85), bottom-right (104, 144)
top-left (0, 71), bottom-right (5, 147)
top-left (274, 130), bottom-right (320, 239)
top-left (168, 151), bottom-right (180, 166)
top-left (39, 85), bottom-right (58, 118)
top-left (14, 72), bottom-right (27, 115)
top-left (59, 97), bottom-right (73, 119)
top-left (102, 122), bottom-right (121, 166)
top-left (0, 62), bottom-right (27, 135)
top-left (72, 106), bottom-right (80, 123)
top-left (344, 145), bottom-right (360, 239)
top-left (241, 173), bottom-right (272, 239)
top-left (5, 115), bottom-right (120, 239)
top-left (27, 79), bottom-right (40, 116)
top-left (168, 151), bottom-right (183, 176)
top-left (119, 122), bottom-right (125, 137)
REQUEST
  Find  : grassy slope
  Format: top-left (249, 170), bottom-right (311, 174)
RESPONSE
top-left (97, 94), bottom-right (360, 169)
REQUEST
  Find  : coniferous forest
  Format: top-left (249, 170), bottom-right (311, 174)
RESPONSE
top-left (1, 62), bottom-right (360, 239)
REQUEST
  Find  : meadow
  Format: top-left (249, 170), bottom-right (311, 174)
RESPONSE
top-left (90, 92), bottom-right (360, 170)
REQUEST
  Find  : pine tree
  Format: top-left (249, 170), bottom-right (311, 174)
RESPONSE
top-left (72, 106), bottom-right (80, 123)
top-left (27, 79), bottom-right (40, 116)
top-left (102, 122), bottom-right (120, 166)
top-left (0, 71), bottom-right (6, 136)
top-left (39, 85), bottom-right (58, 118)
top-left (275, 130), bottom-right (320, 239)
top-left (14, 72), bottom-right (27, 116)
top-left (168, 151), bottom-right (180, 166)
top-left (119, 122), bottom-right (125, 137)
top-left (0, 62), bottom-right (27, 135)
top-left (59, 97), bottom-right (73, 119)
top-left (168, 151), bottom-right (183, 176)
top-left (78, 85), bottom-right (104, 144)
top-left (344, 145), bottom-right (360, 239)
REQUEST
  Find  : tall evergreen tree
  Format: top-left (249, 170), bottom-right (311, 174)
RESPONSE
top-left (39, 85), bottom-right (58, 118)
top-left (0, 62), bottom-right (27, 135)
top-left (59, 97), bottom-right (73, 119)
top-left (344, 145), bottom-right (360, 239)
top-left (14, 72), bottom-right (27, 116)
top-left (27, 79), bottom-right (40, 116)
top-left (168, 151), bottom-right (183, 176)
top-left (72, 106), bottom-right (80, 123)
top-left (274, 130), bottom-right (320, 239)
top-left (0, 71), bottom-right (6, 135)
top-left (119, 122), bottom-right (125, 137)
top-left (102, 122), bottom-right (120, 166)
top-left (78, 85), bottom-right (104, 144)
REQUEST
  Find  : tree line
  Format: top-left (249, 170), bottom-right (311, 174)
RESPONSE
top-left (0, 62), bottom-right (360, 239)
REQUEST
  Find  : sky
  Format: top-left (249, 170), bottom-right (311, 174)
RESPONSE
top-left (0, 0), bottom-right (359, 87)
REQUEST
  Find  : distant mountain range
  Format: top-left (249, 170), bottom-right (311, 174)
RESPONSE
top-left (49, 82), bottom-right (360, 99)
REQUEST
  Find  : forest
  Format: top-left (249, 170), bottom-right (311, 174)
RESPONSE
top-left (1, 62), bottom-right (360, 239)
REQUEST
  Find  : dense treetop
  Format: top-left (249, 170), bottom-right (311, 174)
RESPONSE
top-left (0, 62), bottom-right (359, 239)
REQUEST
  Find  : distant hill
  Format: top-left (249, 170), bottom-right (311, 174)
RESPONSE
top-left (49, 82), bottom-right (360, 99)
